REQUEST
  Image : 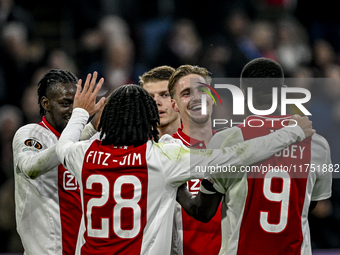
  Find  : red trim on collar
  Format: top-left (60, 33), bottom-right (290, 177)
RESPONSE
top-left (38, 116), bottom-right (61, 138)
top-left (172, 128), bottom-right (216, 149)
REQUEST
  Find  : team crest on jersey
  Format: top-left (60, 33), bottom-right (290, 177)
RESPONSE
top-left (24, 139), bottom-right (43, 150)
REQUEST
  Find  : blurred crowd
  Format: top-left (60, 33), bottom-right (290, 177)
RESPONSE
top-left (1, 0), bottom-right (340, 252)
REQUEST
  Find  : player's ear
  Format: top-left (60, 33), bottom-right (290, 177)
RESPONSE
top-left (41, 96), bottom-right (51, 112)
top-left (171, 98), bottom-right (179, 112)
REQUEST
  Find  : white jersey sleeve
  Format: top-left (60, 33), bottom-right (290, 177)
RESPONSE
top-left (205, 127), bottom-right (245, 194)
top-left (157, 125), bottom-right (306, 189)
top-left (208, 127), bottom-right (245, 149)
top-left (56, 108), bottom-right (91, 180)
top-left (205, 125), bottom-right (305, 180)
top-left (80, 122), bottom-right (98, 141)
top-left (203, 127), bottom-right (244, 194)
top-left (310, 133), bottom-right (332, 201)
top-left (13, 124), bottom-right (61, 179)
top-left (207, 126), bottom-right (332, 200)
top-left (153, 136), bottom-right (204, 188)
top-left (14, 119), bottom-right (101, 180)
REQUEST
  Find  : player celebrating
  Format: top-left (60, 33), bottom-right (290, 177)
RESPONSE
top-left (139, 65), bottom-right (181, 137)
top-left (178, 58), bottom-right (332, 255)
top-left (168, 64), bottom-right (221, 255)
top-left (12, 70), bottom-right (105, 255)
top-left (55, 76), bottom-right (314, 254)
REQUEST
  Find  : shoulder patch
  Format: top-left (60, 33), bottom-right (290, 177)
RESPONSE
top-left (24, 139), bottom-right (43, 150)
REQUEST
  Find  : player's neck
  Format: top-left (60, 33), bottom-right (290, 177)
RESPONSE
top-left (158, 118), bottom-right (181, 137)
top-left (182, 120), bottom-right (213, 145)
top-left (44, 115), bottom-right (61, 134)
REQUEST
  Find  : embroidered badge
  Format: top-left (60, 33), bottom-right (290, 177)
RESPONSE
top-left (24, 139), bottom-right (43, 150)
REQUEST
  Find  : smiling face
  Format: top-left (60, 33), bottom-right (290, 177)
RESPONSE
top-left (41, 82), bottom-right (77, 134)
top-left (172, 74), bottom-right (213, 126)
top-left (143, 80), bottom-right (180, 128)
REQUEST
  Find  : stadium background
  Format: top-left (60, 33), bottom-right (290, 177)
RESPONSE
top-left (1, 0), bottom-right (340, 253)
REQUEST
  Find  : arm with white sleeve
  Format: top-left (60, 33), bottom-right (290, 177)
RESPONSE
top-left (166, 116), bottom-right (313, 187)
top-left (175, 118), bottom-right (314, 221)
top-left (56, 72), bottom-right (105, 174)
top-left (311, 133), bottom-right (332, 201)
top-left (56, 108), bottom-right (90, 172)
top-left (13, 118), bottom-right (99, 179)
top-left (80, 122), bottom-right (98, 141)
top-left (13, 127), bottom-right (61, 179)
top-left (79, 104), bottom-right (104, 141)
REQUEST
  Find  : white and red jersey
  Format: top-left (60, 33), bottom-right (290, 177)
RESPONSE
top-left (56, 108), bottom-right (308, 255)
top-left (207, 115), bottom-right (332, 255)
top-left (13, 116), bottom-right (82, 255)
top-left (172, 128), bottom-right (222, 255)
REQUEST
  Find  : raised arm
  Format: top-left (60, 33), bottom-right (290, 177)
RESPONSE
top-left (56, 72), bottom-right (105, 167)
top-left (79, 97), bottom-right (107, 141)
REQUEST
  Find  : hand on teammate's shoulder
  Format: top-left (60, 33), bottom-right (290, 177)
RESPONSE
top-left (290, 114), bottom-right (315, 138)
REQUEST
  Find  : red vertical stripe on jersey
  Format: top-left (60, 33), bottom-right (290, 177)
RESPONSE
top-left (39, 117), bottom-right (82, 255)
top-left (81, 141), bottom-right (148, 255)
top-left (236, 116), bottom-right (311, 255)
top-left (58, 165), bottom-right (82, 255)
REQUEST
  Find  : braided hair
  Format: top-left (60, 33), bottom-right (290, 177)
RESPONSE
top-left (37, 69), bottom-right (78, 116)
top-left (98, 84), bottom-right (160, 147)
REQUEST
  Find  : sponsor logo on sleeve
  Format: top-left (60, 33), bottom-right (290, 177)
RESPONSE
top-left (22, 139), bottom-right (43, 152)
top-left (24, 139), bottom-right (43, 149)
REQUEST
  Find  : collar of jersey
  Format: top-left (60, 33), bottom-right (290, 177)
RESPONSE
top-left (175, 128), bottom-right (216, 149)
top-left (39, 116), bottom-right (61, 138)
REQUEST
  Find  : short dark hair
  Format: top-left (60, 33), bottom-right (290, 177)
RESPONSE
top-left (168, 65), bottom-right (211, 98)
top-left (240, 58), bottom-right (284, 106)
top-left (139, 65), bottom-right (175, 87)
top-left (37, 69), bottom-right (78, 116)
top-left (98, 84), bottom-right (159, 147)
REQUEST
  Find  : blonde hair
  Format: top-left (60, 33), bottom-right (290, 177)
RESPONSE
top-left (139, 65), bottom-right (175, 87)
